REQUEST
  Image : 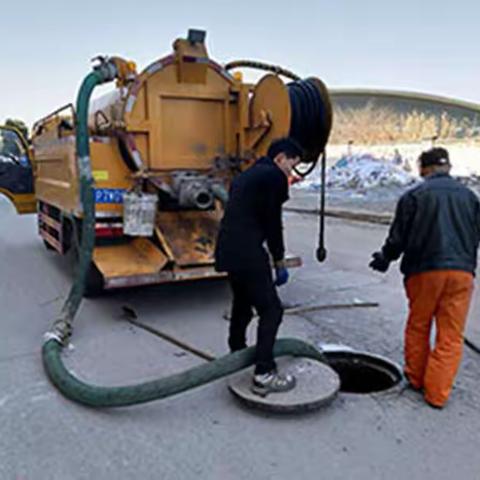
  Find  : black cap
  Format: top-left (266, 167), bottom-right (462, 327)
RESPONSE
top-left (419, 148), bottom-right (450, 168)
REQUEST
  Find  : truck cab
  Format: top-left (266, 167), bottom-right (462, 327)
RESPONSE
top-left (0, 126), bottom-right (36, 214)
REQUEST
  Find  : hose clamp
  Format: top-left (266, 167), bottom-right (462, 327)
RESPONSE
top-left (92, 56), bottom-right (118, 83)
top-left (44, 319), bottom-right (73, 346)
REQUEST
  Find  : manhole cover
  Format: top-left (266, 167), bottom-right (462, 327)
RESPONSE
top-left (228, 357), bottom-right (340, 413)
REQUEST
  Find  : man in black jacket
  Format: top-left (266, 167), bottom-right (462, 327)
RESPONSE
top-left (215, 137), bottom-right (302, 396)
top-left (370, 147), bottom-right (480, 408)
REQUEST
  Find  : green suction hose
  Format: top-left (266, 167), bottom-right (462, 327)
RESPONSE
top-left (64, 66), bottom-right (117, 320)
top-left (41, 58), bottom-right (327, 408)
top-left (43, 337), bottom-right (325, 408)
top-left (44, 58), bottom-right (118, 342)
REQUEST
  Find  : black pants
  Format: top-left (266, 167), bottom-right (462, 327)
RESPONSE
top-left (227, 267), bottom-right (283, 375)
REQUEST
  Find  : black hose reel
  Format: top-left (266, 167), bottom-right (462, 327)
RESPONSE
top-left (225, 60), bottom-right (333, 264)
top-left (287, 77), bottom-right (332, 264)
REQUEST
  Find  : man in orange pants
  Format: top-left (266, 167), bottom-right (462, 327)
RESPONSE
top-left (369, 148), bottom-right (480, 408)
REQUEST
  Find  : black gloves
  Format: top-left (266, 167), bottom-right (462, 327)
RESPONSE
top-left (369, 251), bottom-right (390, 273)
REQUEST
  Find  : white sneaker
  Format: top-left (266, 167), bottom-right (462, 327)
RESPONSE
top-left (251, 371), bottom-right (296, 397)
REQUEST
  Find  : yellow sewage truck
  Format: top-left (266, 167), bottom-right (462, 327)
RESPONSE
top-left (0, 29), bottom-right (332, 295)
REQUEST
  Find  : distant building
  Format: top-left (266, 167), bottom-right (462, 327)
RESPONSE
top-left (330, 89), bottom-right (480, 145)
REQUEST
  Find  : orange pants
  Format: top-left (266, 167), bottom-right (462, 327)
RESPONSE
top-left (404, 270), bottom-right (473, 407)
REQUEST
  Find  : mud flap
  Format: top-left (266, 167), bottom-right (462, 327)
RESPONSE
top-left (93, 238), bottom-right (168, 288)
top-left (155, 210), bottom-right (221, 267)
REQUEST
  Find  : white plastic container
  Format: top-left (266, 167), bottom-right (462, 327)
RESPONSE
top-left (123, 192), bottom-right (157, 236)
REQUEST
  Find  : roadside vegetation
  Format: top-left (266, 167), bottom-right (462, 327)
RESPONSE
top-left (330, 103), bottom-right (480, 145)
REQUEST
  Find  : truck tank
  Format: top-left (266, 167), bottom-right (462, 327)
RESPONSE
top-left (28, 29), bottom-right (332, 293)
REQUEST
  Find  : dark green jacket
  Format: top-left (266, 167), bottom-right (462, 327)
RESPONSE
top-left (382, 173), bottom-right (480, 277)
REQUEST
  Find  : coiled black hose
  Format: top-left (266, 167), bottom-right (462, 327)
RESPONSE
top-left (287, 78), bottom-right (332, 263)
top-left (287, 78), bottom-right (332, 167)
top-left (224, 60), bottom-right (332, 169)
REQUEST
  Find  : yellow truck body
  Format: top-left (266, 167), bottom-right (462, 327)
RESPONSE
top-left (0, 30), bottom-right (332, 293)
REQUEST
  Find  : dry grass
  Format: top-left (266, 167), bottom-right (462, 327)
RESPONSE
top-left (330, 102), bottom-right (479, 145)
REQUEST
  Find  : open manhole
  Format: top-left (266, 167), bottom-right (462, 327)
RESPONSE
top-left (322, 349), bottom-right (403, 394)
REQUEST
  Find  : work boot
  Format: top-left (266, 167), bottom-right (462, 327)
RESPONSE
top-left (425, 398), bottom-right (444, 410)
top-left (251, 370), bottom-right (296, 397)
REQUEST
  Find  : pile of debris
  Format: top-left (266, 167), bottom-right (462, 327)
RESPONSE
top-left (297, 153), bottom-right (418, 191)
top-left (327, 153), bottom-right (417, 189)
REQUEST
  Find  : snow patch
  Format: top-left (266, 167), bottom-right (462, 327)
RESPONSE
top-left (295, 142), bottom-right (480, 191)
top-left (327, 153), bottom-right (417, 189)
top-left (299, 152), bottom-right (417, 191)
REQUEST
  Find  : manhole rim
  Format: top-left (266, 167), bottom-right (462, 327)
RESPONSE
top-left (227, 357), bottom-right (341, 414)
top-left (228, 383), bottom-right (340, 414)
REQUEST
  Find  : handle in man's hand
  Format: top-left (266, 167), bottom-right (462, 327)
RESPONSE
top-left (274, 260), bottom-right (289, 286)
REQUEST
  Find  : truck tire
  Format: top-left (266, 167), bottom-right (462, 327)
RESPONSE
top-left (43, 239), bottom-right (56, 251)
top-left (83, 262), bottom-right (105, 298)
top-left (71, 221), bottom-right (105, 297)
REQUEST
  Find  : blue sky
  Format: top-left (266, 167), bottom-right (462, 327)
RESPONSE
top-left (1, 0), bottom-right (478, 127)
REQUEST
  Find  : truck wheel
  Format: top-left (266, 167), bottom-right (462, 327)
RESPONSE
top-left (43, 239), bottom-right (56, 251)
top-left (72, 257), bottom-right (104, 297)
top-left (83, 262), bottom-right (105, 298)
top-left (62, 219), bottom-right (74, 254)
top-left (70, 219), bottom-right (104, 297)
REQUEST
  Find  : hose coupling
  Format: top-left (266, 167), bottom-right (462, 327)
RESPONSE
top-left (210, 182), bottom-right (229, 206)
top-left (91, 56), bottom-right (118, 82)
top-left (44, 318), bottom-right (73, 346)
top-left (92, 56), bottom-right (137, 85)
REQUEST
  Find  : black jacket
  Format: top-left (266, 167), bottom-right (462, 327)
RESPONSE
top-left (382, 173), bottom-right (480, 277)
top-left (215, 156), bottom-right (289, 272)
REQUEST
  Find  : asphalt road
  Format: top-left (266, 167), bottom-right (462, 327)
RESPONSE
top-left (1, 197), bottom-right (479, 480)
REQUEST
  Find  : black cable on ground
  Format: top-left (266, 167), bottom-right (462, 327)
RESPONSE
top-left (465, 336), bottom-right (480, 355)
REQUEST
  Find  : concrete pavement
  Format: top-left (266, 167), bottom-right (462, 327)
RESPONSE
top-left (0, 198), bottom-right (479, 480)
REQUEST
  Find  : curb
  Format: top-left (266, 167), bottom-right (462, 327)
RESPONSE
top-left (285, 206), bottom-right (393, 225)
